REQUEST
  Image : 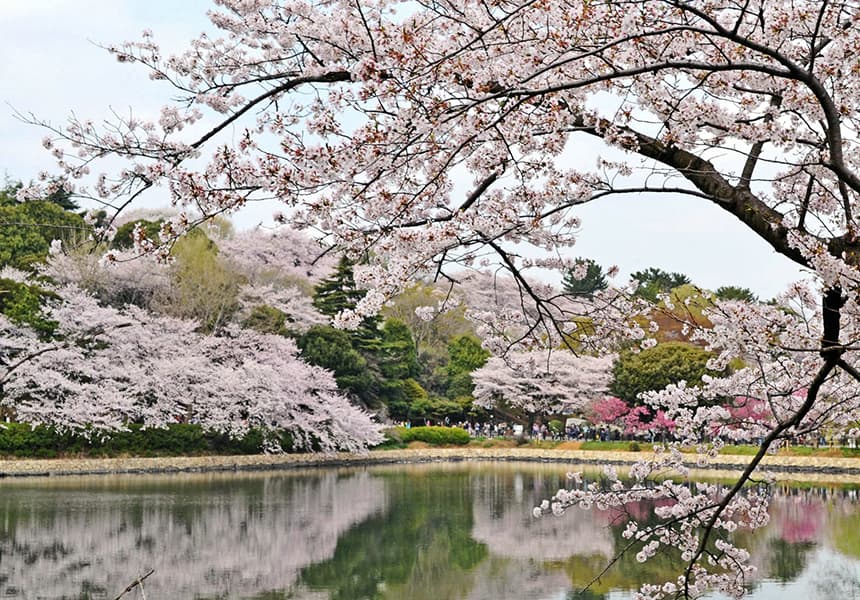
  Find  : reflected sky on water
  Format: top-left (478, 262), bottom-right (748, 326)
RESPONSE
top-left (0, 462), bottom-right (859, 600)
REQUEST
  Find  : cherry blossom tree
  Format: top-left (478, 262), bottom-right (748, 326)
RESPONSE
top-left (1, 284), bottom-right (382, 452)
top-left (43, 227), bottom-right (331, 333)
top-left (473, 351), bottom-right (615, 416)
top-left (41, 244), bottom-right (173, 309)
top-left (22, 0), bottom-right (860, 596)
top-left (217, 227), bottom-right (337, 284)
top-left (219, 227), bottom-right (334, 331)
top-left (586, 396), bottom-right (677, 437)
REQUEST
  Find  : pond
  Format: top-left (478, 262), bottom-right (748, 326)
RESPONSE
top-left (1, 462), bottom-right (859, 600)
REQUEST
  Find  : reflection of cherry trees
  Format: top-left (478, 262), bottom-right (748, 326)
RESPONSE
top-left (461, 557), bottom-right (571, 600)
top-left (0, 464), bottom-right (858, 599)
top-left (774, 496), bottom-right (826, 544)
top-left (471, 498), bottom-right (613, 561)
top-left (469, 470), bottom-right (613, 561)
top-left (0, 470), bottom-right (384, 599)
top-left (601, 498), bottom-right (678, 527)
top-left (808, 554), bottom-right (860, 599)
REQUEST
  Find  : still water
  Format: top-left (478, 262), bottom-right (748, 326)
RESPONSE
top-left (1, 462), bottom-right (859, 600)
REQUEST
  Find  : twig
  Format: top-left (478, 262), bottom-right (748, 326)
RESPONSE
top-left (113, 569), bottom-right (154, 600)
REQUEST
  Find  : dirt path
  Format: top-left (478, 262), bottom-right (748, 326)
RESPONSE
top-left (2, 447), bottom-right (860, 483)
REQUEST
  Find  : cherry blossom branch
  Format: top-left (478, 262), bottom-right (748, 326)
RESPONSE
top-left (112, 568), bottom-right (154, 600)
top-left (681, 287), bottom-right (845, 598)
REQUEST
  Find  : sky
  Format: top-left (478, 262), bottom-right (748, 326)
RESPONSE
top-left (0, 1), bottom-right (811, 299)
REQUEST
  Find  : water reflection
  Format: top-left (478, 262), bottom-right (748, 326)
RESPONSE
top-left (0, 464), bottom-right (858, 599)
top-left (0, 470), bottom-right (385, 599)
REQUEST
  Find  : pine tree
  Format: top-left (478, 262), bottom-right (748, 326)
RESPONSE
top-left (630, 268), bottom-right (691, 303)
top-left (561, 258), bottom-right (608, 298)
top-left (312, 256), bottom-right (381, 349)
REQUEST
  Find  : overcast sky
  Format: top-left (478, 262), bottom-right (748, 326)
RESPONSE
top-left (0, 1), bottom-right (811, 299)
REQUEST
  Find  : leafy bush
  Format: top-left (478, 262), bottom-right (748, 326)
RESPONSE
top-left (399, 426), bottom-right (470, 446)
top-left (375, 427), bottom-right (408, 449)
top-left (0, 423), bottom-right (296, 458)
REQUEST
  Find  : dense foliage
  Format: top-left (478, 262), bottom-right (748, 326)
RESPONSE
top-left (0, 192), bottom-right (87, 270)
top-left (631, 268), bottom-right (692, 304)
top-left (0, 422), bottom-right (288, 458)
top-left (610, 342), bottom-right (719, 405)
top-left (391, 425), bottom-right (471, 446)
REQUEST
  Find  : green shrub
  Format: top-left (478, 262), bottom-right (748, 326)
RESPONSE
top-left (374, 427), bottom-right (408, 449)
top-left (0, 423), bottom-right (297, 458)
top-left (628, 441), bottom-right (641, 452)
top-left (400, 426), bottom-right (470, 446)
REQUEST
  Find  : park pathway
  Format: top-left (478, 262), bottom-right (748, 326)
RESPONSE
top-left (1, 447), bottom-right (860, 482)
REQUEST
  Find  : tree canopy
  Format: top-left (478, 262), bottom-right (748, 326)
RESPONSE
top-left (715, 286), bottom-right (758, 303)
top-left (0, 198), bottom-right (88, 270)
top-left (610, 342), bottom-right (719, 405)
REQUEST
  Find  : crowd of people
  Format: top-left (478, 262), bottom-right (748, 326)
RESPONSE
top-left (400, 418), bottom-right (665, 442)
top-left (398, 417), bottom-right (860, 448)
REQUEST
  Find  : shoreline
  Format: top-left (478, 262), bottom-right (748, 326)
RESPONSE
top-left (3, 448), bottom-right (860, 482)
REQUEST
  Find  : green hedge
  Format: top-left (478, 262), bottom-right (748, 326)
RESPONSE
top-left (0, 423), bottom-right (294, 458)
top-left (398, 426), bottom-right (470, 446)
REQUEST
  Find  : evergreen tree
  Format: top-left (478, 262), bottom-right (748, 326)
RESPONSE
top-left (445, 335), bottom-right (490, 399)
top-left (312, 256), bottom-right (365, 316)
top-left (631, 268), bottom-right (691, 303)
top-left (562, 258), bottom-right (608, 297)
top-left (715, 285), bottom-right (758, 303)
top-left (312, 256), bottom-right (381, 349)
top-left (43, 181), bottom-right (79, 211)
top-left (297, 325), bottom-right (377, 405)
top-left (377, 318), bottom-right (420, 380)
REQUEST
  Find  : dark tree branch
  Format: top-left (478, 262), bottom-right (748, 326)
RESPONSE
top-left (567, 112), bottom-right (814, 268)
top-left (190, 70), bottom-right (351, 152)
top-left (112, 569), bottom-right (154, 600)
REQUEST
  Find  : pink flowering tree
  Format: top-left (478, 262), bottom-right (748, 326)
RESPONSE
top-left (622, 406), bottom-right (676, 437)
top-left (21, 1), bottom-right (860, 596)
top-left (218, 227), bottom-right (335, 332)
top-left (587, 396), bottom-right (675, 436)
top-left (217, 227), bottom-right (337, 284)
top-left (473, 351), bottom-right (615, 416)
top-left (0, 285), bottom-right (382, 452)
top-left (587, 396), bottom-right (631, 427)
